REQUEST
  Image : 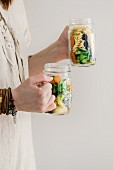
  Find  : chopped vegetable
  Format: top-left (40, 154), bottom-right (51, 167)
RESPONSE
top-left (70, 36), bottom-right (75, 47)
top-left (69, 26), bottom-right (95, 66)
top-left (54, 106), bottom-right (68, 115)
top-left (69, 83), bottom-right (72, 92)
top-left (78, 47), bottom-right (87, 52)
top-left (81, 59), bottom-right (87, 64)
top-left (71, 51), bottom-right (76, 63)
top-left (57, 94), bottom-right (64, 101)
top-left (75, 50), bottom-right (81, 55)
top-left (53, 84), bottom-right (58, 94)
top-left (54, 76), bottom-right (61, 84)
top-left (48, 76), bottom-right (72, 115)
top-left (51, 79), bottom-right (55, 84)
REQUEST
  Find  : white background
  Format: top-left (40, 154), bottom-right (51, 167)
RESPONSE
top-left (24, 0), bottom-right (113, 170)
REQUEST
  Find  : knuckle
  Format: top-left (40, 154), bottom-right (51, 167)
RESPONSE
top-left (44, 82), bottom-right (52, 89)
top-left (48, 83), bottom-right (52, 89)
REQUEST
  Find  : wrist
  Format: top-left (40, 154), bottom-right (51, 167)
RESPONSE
top-left (28, 41), bottom-right (60, 76)
top-left (12, 89), bottom-right (20, 111)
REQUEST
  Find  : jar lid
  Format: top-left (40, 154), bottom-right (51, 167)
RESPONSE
top-left (44, 63), bottom-right (71, 73)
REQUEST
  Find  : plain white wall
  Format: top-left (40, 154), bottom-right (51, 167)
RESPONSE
top-left (24, 0), bottom-right (113, 170)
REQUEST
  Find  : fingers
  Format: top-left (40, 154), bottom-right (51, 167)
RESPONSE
top-left (46, 103), bottom-right (56, 112)
top-left (42, 82), bottom-right (52, 91)
top-left (59, 26), bottom-right (69, 39)
top-left (30, 74), bottom-right (53, 85)
top-left (38, 94), bottom-right (55, 113)
top-left (37, 83), bottom-right (53, 107)
top-left (42, 94), bottom-right (55, 109)
top-left (47, 95), bottom-right (55, 107)
top-left (39, 83), bottom-right (52, 97)
top-left (28, 74), bottom-right (56, 113)
top-left (45, 95), bottom-right (56, 112)
top-left (41, 88), bottom-right (52, 104)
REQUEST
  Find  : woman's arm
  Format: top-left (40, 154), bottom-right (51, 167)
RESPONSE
top-left (0, 74), bottom-right (56, 115)
top-left (28, 26), bottom-right (69, 76)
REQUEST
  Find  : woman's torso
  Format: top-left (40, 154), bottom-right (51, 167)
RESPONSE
top-left (0, 0), bottom-right (36, 170)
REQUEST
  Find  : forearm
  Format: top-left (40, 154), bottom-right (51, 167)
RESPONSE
top-left (28, 26), bottom-right (69, 77)
top-left (28, 41), bottom-right (61, 76)
top-left (0, 73), bottom-right (56, 115)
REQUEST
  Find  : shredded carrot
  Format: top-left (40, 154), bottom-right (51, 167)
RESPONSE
top-left (70, 36), bottom-right (75, 48)
top-left (71, 51), bottom-right (76, 64)
top-left (69, 83), bottom-right (72, 92)
top-left (54, 76), bottom-right (61, 84)
top-left (51, 79), bottom-right (55, 84)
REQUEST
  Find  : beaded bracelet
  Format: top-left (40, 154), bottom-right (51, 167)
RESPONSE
top-left (0, 88), bottom-right (17, 124)
top-left (0, 89), bottom-right (2, 114)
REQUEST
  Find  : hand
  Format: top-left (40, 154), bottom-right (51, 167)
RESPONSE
top-left (29, 26), bottom-right (69, 76)
top-left (12, 74), bottom-right (56, 113)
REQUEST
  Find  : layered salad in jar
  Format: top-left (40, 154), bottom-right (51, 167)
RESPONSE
top-left (69, 25), bottom-right (95, 66)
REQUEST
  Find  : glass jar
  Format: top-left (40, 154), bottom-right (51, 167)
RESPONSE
top-left (44, 63), bottom-right (72, 115)
top-left (68, 18), bottom-right (95, 67)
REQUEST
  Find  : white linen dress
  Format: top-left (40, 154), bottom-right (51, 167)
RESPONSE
top-left (0, 0), bottom-right (36, 170)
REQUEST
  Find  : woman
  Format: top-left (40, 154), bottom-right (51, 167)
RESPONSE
top-left (0, 0), bottom-right (68, 169)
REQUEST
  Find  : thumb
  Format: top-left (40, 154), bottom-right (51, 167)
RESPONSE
top-left (59, 26), bottom-right (69, 39)
top-left (31, 74), bottom-right (53, 84)
top-left (58, 26), bottom-right (69, 46)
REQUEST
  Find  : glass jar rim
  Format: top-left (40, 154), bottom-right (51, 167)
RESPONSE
top-left (69, 17), bottom-right (93, 25)
top-left (44, 63), bottom-right (71, 73)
